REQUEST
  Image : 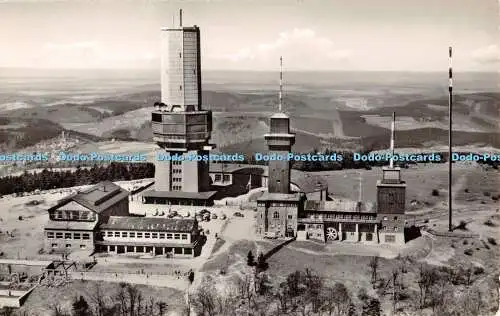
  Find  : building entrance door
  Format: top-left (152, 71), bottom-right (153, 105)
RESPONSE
top-left (286, 227), bottom-right (295, 238)
top-left (117, 246), bottom-right (125, 254)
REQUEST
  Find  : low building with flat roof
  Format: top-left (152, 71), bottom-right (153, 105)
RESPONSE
top-left (44, 181), bottom-right (203, 258)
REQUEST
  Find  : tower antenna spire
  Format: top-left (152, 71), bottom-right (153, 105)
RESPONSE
top-left (279, 56), bottom-right (283, 112)
top-left (179, 9), bottom-right (183, 27)
top-left (448, 46), bottom-right (453, 232)
top-left (389, 112), bottom-right (396, 168)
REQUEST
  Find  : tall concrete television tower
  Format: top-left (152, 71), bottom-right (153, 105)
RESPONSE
top-left (144, 9), bottom-right (216, 206)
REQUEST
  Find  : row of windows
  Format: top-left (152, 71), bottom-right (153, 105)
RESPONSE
top-left (51, 243), bottom-right (86, 249)
top-left (172, 185), bottom-right (182, 191)
top-left (213, 174), bottom-right (231, 182)
top-left (172, 169), bottom-right (182, 174)
top-left (272, 212), bottom-right (294, 219)
top-left (385, 235), bottom-right (396, 243)
top-left (309, 214), bottom-right (376, 220)
top-left (104, 231), bottom-right (188, 240)
top-left (308, 224), bottom-right (323, 230)
top-left (381, 226), bottom-right (399, 232)
top-left (383, 216), bottom-right (399, 221)
top-left (47, 232), bottom-right (90, 240)
top-left (54, 210), bottom-right (91, 221)
top-left (172, 161), bottom-right (182, 165)
top-left (172, 177), bottom-right (182, 182)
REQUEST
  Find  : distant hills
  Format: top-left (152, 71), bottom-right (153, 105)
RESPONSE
top-left (0, 87), bottom-right (499, 153)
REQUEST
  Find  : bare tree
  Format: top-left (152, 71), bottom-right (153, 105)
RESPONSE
top-left (303, 268), bottom-right (323, 313)
top-left (461, 286), bottom-right (483, 316)
top-left (368, 256), bottom-right (379, 285)
top-left (321, 282), bottom-right (352, 316)
top-left (417, 265), bottom-right (437, 308)
top-left (391, 268), bottom-right (400, 313)
top-left (190, 280), bottom-right (217, 316)
top-left (89, 283), bottom-right (108, 316)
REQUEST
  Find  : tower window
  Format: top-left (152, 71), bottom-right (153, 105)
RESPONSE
top-left (179, 85), bottom-right (182, 91)
top-left (273, 211), bottom-right (279, 219)
top-left (179, 52), bottom-right (182, 58)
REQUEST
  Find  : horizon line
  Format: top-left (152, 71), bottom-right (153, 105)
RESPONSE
top-left (0, 67), bottom-right (497, 74)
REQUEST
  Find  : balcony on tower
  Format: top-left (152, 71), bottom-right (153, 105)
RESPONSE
top-left (264, 113), bottom-right (296, 148)
top-left (151, 109), bottom-right (213, 151)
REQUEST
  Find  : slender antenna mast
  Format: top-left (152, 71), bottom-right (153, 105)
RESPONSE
top-left (389, 112), bottom-right (396, 168)
top-left (279, 56), bottom-right (283, 112)
top-left (179, 9), bottom-right (183, 27)
top-left (448, 46), bottom-right (453, 232)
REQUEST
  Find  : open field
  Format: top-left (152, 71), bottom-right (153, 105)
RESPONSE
top-left (1, 76), bottom-right (499, 153)
top-left (316, 162), bottom-right (493, 208)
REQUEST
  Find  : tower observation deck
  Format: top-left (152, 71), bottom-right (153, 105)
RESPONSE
top-left (144, 10), bottom-right (216, 206)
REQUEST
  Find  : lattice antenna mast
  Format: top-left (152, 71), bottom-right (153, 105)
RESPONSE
top-left (279, 56), bottom-right (283, 112)
top-left (389, 112), bottom-right (396, 168)
top-left (179, 9), bottom-right (183, 27)
top-left (448, 46), bottom-right (453, 232)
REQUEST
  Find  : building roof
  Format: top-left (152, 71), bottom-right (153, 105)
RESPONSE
top-left (141, 190), bottom-right (217, 200)
top-left (257, 192), bottom-right (303, 202)
top-left (271, 112), bottom-right (290, 119)
top-left (208, 164), bottom-right (328, 193)
top-left (291, 170), bottom-right (328, 193)
top-left (49, 181), bottom-right (129, 214)
top-left (304, 199), bottom-right (376, 213)
top-left (44, 220), bottom-right (98, 231)
top-left (99, 216), bottom-right (197, 232)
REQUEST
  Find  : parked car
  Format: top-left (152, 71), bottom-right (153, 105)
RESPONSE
top-left (203, 213), bottom-right (211, 221)
top-left (221, 214), bottom-right (227, 220)
top-left (264, 231), bottom-right (279, 239)
top-left (233, 212), bottom-right (244, 217)
top-left (211, 213), bottom-right (218, 219)
top-left (195, 215), bottom-right (203, 222)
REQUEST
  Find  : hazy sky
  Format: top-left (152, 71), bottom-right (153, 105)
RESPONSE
top-left (0, 0), bottom-right (498, 71)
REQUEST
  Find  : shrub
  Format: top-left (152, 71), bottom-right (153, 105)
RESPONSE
top-left (464, 188), bottom-right (469, 193)
top-left (484, 219), bottom-right (496, 227)
top-left (456, 220), bottom-right (468, 231)
top-left (492, 195), bottom-right (499, 201)
top-left (473, 267), bottom-right (484, 275)
top-left (484, 191), bottom-right (491, 197)
top-left (463, 239), bottom-right (468, 245)
top-left (464, 249), bottom-right (473, 256)
top-left (432, 189), bottom-right (440, 196)
top-left (487, 237), bottom-right (497, 245)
